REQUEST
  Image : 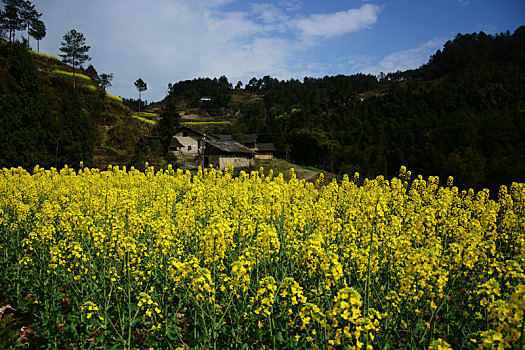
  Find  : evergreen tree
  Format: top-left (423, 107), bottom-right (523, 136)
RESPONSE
top-left (99, 73), bottom-right (113, 91)
top-left (55, 90), bottom-right (94, 167)
top-left (0, 0), bottom-right (24, 43)
top-left (134, 78), bottom-right (147, 116)
top-left (19, 0), bottom-right (40, 49)
top-left (0, 41), bottom-right (51, 168)
top-left (84, 64), bottom-right (100, 86)
top-left (28, 17), bottom-right (45, 51)
top-left (156, 96), bottom-right (180, 154)
top-left (59, 29), bottom-right (91, 89)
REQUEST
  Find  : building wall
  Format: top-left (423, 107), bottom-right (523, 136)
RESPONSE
top-left (255, 153), bottom-right (273, 160)
top-left (207, 155), bottom-right (253, 170)
top-left (174, 133), bottom-right (202, 156)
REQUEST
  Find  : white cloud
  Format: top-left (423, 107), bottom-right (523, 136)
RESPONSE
top-left (339, 55), bottom-right (377, 71)
top-left (32, 0), bottom-right (382, 100)
top-left (362, 38), bottom-right (446, 75)
top-left (294, 4), bottom-right (380, 38)
top-left (251, 3), bottom-right (289, 24)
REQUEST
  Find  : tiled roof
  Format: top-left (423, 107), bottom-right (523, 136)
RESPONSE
top-left (205, 139), bottom-right (255, 155)
top-left (255, 143), bottom-right (276, 152)
top-left (170, 138), bottom-right (184, 147)
top-left (177, 125), bottom-right (205, 136)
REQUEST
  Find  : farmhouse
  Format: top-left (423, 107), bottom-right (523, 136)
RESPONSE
top-left (173, 126), bottom-right (205, 156)
top-left (168, 137), bottom-right (184, 156)
top-left (203, 139), bottom-right (255, 170)
top-left (242, 134), bottom-right (276, 160)
top-left (253, 143), bottom-right (276, 160)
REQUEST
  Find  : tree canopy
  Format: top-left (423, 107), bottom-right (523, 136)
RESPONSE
top-left (0, 0), bottom-right (44, 46)
top-left (165, 27), bottom-right (525, 193)
top-left (59, 29), bottom-right (91, 89)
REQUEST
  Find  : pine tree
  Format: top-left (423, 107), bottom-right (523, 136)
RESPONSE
top-left (157, 97), bottom-right (181, 154)
top-left (0, 42), bottom-right (51, 168)
top-left (0, 0), bottom-right (24, 43)
top-left (56, 90), bottom-right (94, 167)
top-left (19, 0), bottom-right (40, 49)
top-left (28, 17), bottom-right (45, 51)
top-left (84, 64), bottom-right (100, 86)
top-left (134, 78), bottom-right (147, 116)
top-left (99, 73), bottom-right (113, 91)
top-left (59, 29), bottom-right (91, 89)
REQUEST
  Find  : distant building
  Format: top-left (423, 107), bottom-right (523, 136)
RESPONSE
top-left (242, 134), bottom-right (276, 160)
top-left (253, 143), bottom-right (276, 160)
top-left (173, 126), bottom-right (205, 156)
top-left (243, 134), bottom-right (258, 149)
top-left (203, 139), bottom-right (255, 170)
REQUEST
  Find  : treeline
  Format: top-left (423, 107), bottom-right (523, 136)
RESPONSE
top-left (225, 27), bottom-right (524, 191)
top-left (167, 76), bottom-right (233, 116)
top-left (0, 0), bottom-right (46, 50)
top-left (122, 97), bottom-right (149, 112)
top-left (0, 42), bottom-right (102, 169)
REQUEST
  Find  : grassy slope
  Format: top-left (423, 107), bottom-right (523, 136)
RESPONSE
top-left (0, 40), bottom-right (148, 169)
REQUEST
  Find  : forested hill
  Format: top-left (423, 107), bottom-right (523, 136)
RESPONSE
top-left (0, 41), bottom-right (145, 170)
top-left (165, 26), bottom-right (525, 192)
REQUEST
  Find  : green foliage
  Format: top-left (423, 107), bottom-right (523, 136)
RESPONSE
top-left (134, 78), bottom-right (147, 93)
top-left (130, 137), bottom-right (163, 170)
top-left (0, 42), bottom-right (99, 170)
top-left (222, 26), bottom-right (525, 193)
top-left (99, 73), bottom-right (113, 91)
top-left (28, 17), bottom-right (45, 51)
top-left (122, 97), bottom-right (147, 111)
top-left (0, 41), bottom-right (52, 168)
top-left (167, 76), bottom-right (232, 116)
top-left (53, 90), bottom-right (94, 168)
top-left (84, 64), bottom-right (99, 86)
top-left (59, 29), bottom-right (90, 71)
top-left (0, 0), bottom-right (25, 43)
top-left (156, 96), bottom-right (181, 154)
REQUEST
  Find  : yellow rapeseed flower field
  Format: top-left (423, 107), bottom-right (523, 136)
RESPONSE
top-left (0, 164), bottom-right (523, 349)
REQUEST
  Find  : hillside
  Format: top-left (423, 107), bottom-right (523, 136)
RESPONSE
top-left (155, 27), bottom-right (525, 193)
top-left (2, 26), bottom-right (524, 190)
top-left (0, 40), bottom-right (147, 170)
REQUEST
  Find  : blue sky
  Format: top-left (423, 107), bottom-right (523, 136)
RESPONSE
top-left (28, 0), bottom-right (524, 102)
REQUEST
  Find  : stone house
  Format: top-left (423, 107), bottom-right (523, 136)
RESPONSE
top-left (242, 134), bottom-right (276, 160)
top-left (203, 139), bottom-right (255, 170)
top-left (253, 143), bottom-right (276, 160)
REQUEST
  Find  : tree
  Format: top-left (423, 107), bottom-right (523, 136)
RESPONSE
top-left (59, 29), bottom-right (91, 89)
top-left (84, 64), bottom-right (100, 85)
top-left (0, 0), bottom-right (24, 43)
top-left (0, 42), bottom-right (51, 168)
top-left (28, 17), bottom-right (45, 51)
top-left (156, 96), bottom-right (180, 154)
top-left (19, 0), bottom-right (40, 49)
top-left (55, 90), bottom-right (94, 167)
top-left (134, 78), bottom-right (147, 116)
top-left (99, 73), bottom-right (113, 91)
top-left (0, 0), bottom-right (41, 45)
